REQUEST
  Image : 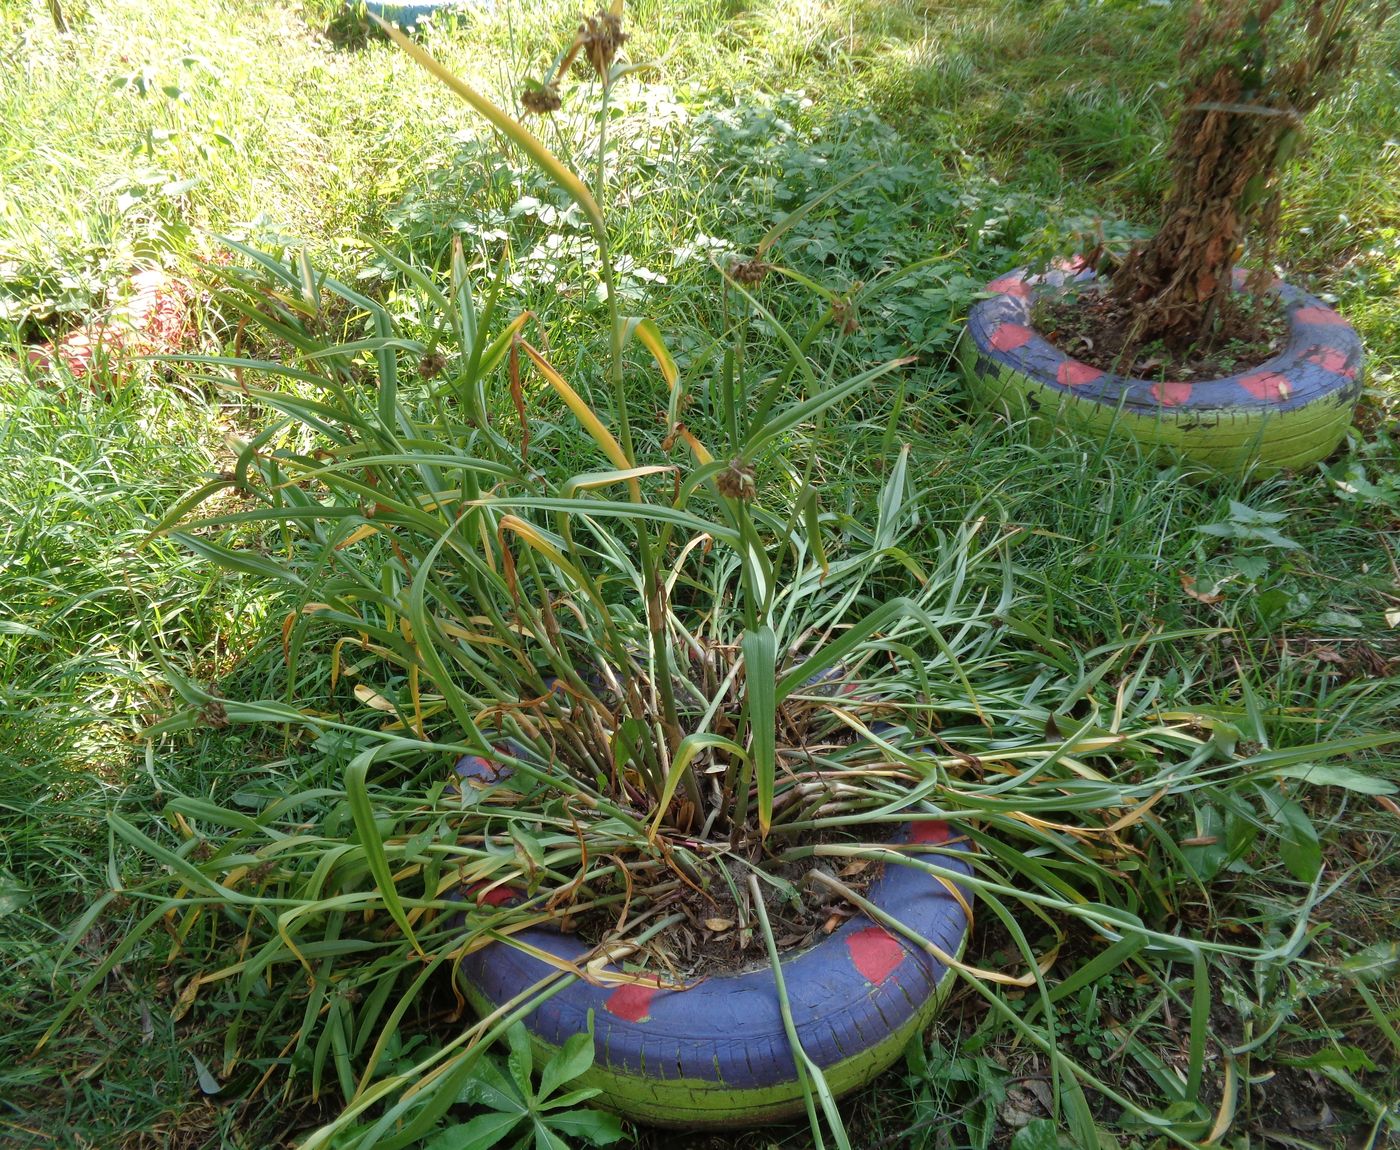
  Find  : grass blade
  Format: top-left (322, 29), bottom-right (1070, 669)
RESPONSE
top-left (373, 18), bottom-right (605, 244)
top-left (345, 754), bottom-right (424, 958)
top-left (743, 625), bottom-right (778, 836)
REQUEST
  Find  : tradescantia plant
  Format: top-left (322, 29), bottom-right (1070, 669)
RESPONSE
top-left (48, 9), bottom-right (1400, 1150)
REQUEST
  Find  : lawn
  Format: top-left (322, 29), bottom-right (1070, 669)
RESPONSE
top-left (1, 1), bottom-right (1398, 1148)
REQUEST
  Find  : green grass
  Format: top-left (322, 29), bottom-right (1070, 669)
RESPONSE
top-left (2, 0), bottom-right (1399, 1147)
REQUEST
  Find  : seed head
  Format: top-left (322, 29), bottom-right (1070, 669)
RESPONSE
top-left (577, 9), bottom-right (628, 78)
top-left (730, 257), bottom-right (771, 286)
top-left (715, 458), bottom-right (757, 501)
top-left (521, 82), bottom-right (562, 115)
top-left (200, 700), bottom-right (229, 729)
top-left (419, 350), bottom-right (448, 379)
top-left (831, 298), bottom-right (859, 335)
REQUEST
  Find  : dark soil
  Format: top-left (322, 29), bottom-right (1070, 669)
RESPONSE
top-left (1034, 282), bottom-right (1289, 380)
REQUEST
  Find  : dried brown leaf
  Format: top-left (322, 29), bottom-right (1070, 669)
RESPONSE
top-left (1180, 571), bottom-right (1226, 604)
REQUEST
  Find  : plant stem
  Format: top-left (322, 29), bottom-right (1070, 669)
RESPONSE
top-left (591, 74), bottom-right (685, 790)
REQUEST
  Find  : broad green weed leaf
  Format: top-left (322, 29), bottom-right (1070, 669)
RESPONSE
top-left (424, 1112), bottom-right (522, 1150)
top-left (533, 1126), bottom-right (570, 1150)
top-left (534, 1088), bottom-right (602, 1112)
top-left (459, 1055), bottom-right (525, 1113)
top-left (1270, 763), bottom-right (1397, 795)
top-left (1182, 804), bottom-right (1228, 883)
top-left (1339, 941), bottom-right (1400, 984)
top-left (0, 869), bottom-right (30, 917)
top-left (1227, 499), bottom-right (1287, 525)
top-left (537, 1031), bottom-right (595, 1101)
top-left (506, 1023), bottom-right (536, 1098)
top-left (1009, 1118), bottom-right (1063, 1150)
top-left (544, 1109), bottom-right (626, 1145)
top-left (1261, 792), bottom-right (1321, 882)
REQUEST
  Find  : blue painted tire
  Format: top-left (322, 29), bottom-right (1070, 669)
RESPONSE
top-left (959, 264), bottom-right (1364, 475)
top-left (452, 751), bottom-right (973, 1128)
top-left (363, 0), bottom-right (491, 29)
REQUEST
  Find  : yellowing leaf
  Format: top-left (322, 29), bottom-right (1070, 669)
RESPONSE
top-left (520, 342), bottom-right (634, 478)
top-left (435, 619), bottom-right (514, 647)
top-left (171, 976), bottom-right (203, 1022)
top-left (622, 317), bottom-right (678, 387)
top-left (336, 523), bottom-right (379, 549)
top-left (372, 18), bottom-right (605, 242)
top-left (561, 465), bottom-right (675, 498)
top-left (354, 685), bottom-right (398, 713)
top-left (671, 424), bottom-right (713, 466)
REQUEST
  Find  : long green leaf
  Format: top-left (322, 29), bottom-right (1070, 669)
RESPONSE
top-left (747, 874), bottom-right (851, 1150)
top-left (374, 18), bottom-right (606, 244)
top-left (345, 753), bottom-right (424, 958)
top-left (744, 356), bottom-right (913, 459)
top-left (647, 733), bottom-right (747, 839)
top-left (743, 626), bottom-right (778, 836)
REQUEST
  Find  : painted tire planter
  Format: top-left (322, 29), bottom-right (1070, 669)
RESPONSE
top-left (959, 264), bottom-right (1364, 475)
top-left (452, 749), bottom-right (974, 1128)
top-left (362, 0), bottom-right (492, 29)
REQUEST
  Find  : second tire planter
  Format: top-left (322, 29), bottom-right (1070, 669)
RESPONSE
top-left (959, 264), bottom-right (1365, 475)
top-left (453, 749), bottom-right (974, 1129)
top-left (362, 0), bottom-right (493, 29)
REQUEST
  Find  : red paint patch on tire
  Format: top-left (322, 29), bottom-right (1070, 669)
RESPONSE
top-left (1056, 360), bottom-right (1103, 387)
top-left (1151, 381), bottom-right (1193, 407)
top-left (1304, 347), bottom-right (1356, 378)
top-left (1240, 371), bottom-right (1292, 402)
top-left (23, 269), bottom-right (195, 387)
top-left (1292, 306), bottom-right (1347, 327)
top-left (846, 927), bottom-right (905, 985)
top-left (460, 754), bottom-right (494, 776)
top-left (606, 984), bottom-right (658, 1023)
top-left (988, 323), bottom-right (1032, 352)
top-left (987, 274), bottom-right (1031, 298)
top-left (466, 883), bottom-right (519, 908)
top-left (910, 820), bottom-right (951, 844)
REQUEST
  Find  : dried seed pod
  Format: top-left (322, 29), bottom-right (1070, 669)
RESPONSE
top-left (715, 458), bottom-right (757, 501)
top-left (521, 82), bottom-right (562, 115)
top-left (200, 700), bottom-right (229, 729)
top-left (577, 9), bottom-right (628, 78)
top-left (831, 298), bottom-right (859, 335)
top-left (419, 350), bottom-right (448, 378)
top-left (729, 257), bottom-right (771, 286)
